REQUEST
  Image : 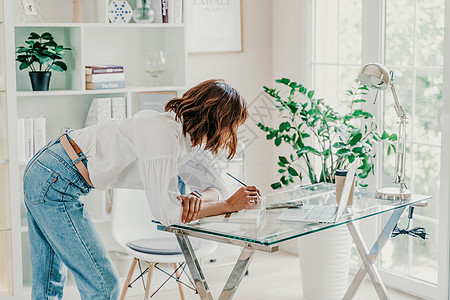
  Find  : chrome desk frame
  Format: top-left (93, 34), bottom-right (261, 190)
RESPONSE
top-left (161, 205), bottom-right (411, 300)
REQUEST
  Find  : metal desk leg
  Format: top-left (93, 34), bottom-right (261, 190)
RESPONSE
top-left (175, 233), bottom-right (214, 300)
top-left (218, 247), bottom-right (255, 300)
top-left (343, 207), bottom-right (406, 300)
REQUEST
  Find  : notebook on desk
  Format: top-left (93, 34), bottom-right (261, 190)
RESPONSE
top-left (277, 160), bottom-right (358, 224)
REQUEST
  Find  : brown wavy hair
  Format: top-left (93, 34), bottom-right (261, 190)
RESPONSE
top-left (165, 79), bottom-right (247, 159)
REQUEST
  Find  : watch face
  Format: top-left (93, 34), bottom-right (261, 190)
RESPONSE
top-left (108, 0), bottom-right (133, 23)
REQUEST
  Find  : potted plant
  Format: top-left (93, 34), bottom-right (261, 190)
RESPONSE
top-left (258, 78), bottom-right (397, 189)
top-left (257, 78), bottom-right (397, 299)
top-left (16, 32), bottom-right (71, 91)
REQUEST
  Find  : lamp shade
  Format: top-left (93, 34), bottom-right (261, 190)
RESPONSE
top-left (358, 63), bottom-right (390, 90)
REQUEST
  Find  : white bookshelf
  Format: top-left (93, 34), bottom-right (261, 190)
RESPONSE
top-left (2, 0), bottom-right (187, 298)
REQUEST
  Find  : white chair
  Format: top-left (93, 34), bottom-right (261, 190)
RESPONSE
top-left (112, 188), bottom-right (217, 299)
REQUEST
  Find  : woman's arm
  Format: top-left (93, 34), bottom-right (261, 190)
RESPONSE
top-left (178, 186), bottom-right (261, 223)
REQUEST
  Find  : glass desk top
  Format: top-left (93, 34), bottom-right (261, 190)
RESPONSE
top-left (159, 183), bottom-right (430, 247)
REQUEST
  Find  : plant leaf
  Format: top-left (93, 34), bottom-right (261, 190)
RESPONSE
top-left (275, 137), bottom-right (282, 146)
top-left (271, 182), bottom-right (282, 189)
top-left (288, 167), bottom-right (298, 176)
top-left (19, 61), bottom-right (31, 70)
top-left (40, 32), bottom-right (54, 40)
top-left (279, 156), bottom-right (289, 164)
top-left (348, 132), bottom-right (362, 145)
top-left (28, 32), bottom-right (40, 39)
top-left (53, 61), bottom-right (67, 71)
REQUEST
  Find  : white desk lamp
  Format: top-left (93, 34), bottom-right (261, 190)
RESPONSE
top-left (358, 63), bottom-right (411, 200)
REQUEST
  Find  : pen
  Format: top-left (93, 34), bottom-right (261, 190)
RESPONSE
top-left (226, 172), bottom-right (261, 197)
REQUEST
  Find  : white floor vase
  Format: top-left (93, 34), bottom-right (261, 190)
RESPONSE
top-left (298, 225), bottom-right (351, 300)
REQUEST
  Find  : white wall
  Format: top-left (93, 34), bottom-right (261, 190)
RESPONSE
top-left (186, 0), bottom-right (276, 193)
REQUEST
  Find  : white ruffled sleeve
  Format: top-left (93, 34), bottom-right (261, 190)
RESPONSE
top-left (138, 158), bottom-right (182, 225)
top-left (133, 111), bottom-right (183, 225)
top-left (179, 149), bottom-right (229, 201)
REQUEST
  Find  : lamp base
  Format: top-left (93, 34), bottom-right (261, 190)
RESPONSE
top-left (376, 187), bottom-right (411, 201)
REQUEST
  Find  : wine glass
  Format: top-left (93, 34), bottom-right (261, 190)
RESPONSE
top-left (143, 50), bottom-right (166, 86)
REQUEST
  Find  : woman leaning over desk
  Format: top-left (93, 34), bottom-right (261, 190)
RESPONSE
top-left (23, 79), bottom-right (261, 299)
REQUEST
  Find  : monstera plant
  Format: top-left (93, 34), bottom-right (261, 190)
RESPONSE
top-left (258, 78), bottom-right (397, 189)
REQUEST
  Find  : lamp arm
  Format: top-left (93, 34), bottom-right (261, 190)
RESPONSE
top-left (390, 83), bottom-right (408, 192)
top-left (390, 83), bottom-right (408, 122)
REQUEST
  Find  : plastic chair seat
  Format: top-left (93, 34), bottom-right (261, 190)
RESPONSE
top-left (125, 237), bottom-right (201, 255)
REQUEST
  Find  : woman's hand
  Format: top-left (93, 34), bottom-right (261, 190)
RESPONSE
top-left (225, 186), bottom-right (261, 212)
top-left (177, 194), bottom-right (202, 223)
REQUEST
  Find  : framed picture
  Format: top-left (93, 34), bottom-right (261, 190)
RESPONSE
top-left (136, 91), bottom-right (178, 112)
top-left (187, 0), bottom-right (243, 54)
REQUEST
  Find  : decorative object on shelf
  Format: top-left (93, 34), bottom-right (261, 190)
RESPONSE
top-left (108, 0), bottom-right (133, 23)
top-left (72, 0), bottom-right (83, 23)
top-left (258, 78), bottom-right (397, 190)
top-left (15, 32), bottom-right (71, 91)
top-left (85, 97), bottom-right (127, 127)
top-left (15, 0), bottom-right (43, 23)
top-left (187, 0), bottom-right (242, 53)
top-left (143, 50), bottom-right (166, 86)
top-left (136, 91), bottom-right (177, 112)
top-left (85, 65), bottom-right (125, 90)
top-left (17, 116), bottom-right (46, 162)
top-left (132, 0), bottom-right (155, 23)
top-left (358, 63), bottom-right (411, 200)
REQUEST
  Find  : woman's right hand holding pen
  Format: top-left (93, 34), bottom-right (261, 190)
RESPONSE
top-left (225, 186), bottom-right (261, 212)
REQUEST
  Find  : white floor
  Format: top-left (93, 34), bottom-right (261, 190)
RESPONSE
top-left (125, 250), bottom-right (422, 300)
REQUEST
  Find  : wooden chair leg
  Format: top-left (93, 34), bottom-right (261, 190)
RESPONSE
top-left (144, 262), bottom-right (155, 300)
top-left (173, 263), bottom-right (185, 300)
top-left (119, 258), bottom-right (138, 300)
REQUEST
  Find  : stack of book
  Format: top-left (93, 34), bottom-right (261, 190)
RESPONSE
top-left (17, 116), bottom-right (46, 163)
top-left (152, 0), bottom-right (183, 24)
top-left (85, 65), bottom-right (126, 90)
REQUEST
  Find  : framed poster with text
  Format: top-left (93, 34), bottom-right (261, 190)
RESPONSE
top-left (187, 0), bottom-right (243, 53)
top-left (136, 91), bottom-right (178, 112)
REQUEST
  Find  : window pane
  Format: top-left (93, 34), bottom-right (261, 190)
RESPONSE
top-left (315, 0), bottom-right (338, 63)
top-left (414, 69), bottom-right (442, 146)
top-left (410, 219), bottom-right (438, 284)
top-left (381, 214), bottom-right (411, 274)
top-left (416, 0), bottom-right (444, 67)
top-left (339, 65), bottom-right (362, 108)
top-left (411, 144), bottom-right (440, 219)
top-left (314, 64), bottom-right (339, 109)
top-left (338, 0), bottom-right (362, 64)
top-left (386, 0), bottom-right (414, 66)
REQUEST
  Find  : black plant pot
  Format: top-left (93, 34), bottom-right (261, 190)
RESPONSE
top-left (29, 71), bottom-right (51, 91)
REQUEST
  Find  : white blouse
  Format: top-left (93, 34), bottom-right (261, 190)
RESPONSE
top-left (69, 110), bottom-right (227, 225)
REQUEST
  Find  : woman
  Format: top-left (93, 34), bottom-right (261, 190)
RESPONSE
top-left (23, 79), bottom-right (260, 299)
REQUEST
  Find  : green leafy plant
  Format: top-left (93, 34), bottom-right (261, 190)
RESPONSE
top-left (258, 78), bottom-right (397, 190)
top-left (16, 32), bottom-right (71, 72)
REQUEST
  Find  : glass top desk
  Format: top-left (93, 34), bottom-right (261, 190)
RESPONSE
top-left (157, 183), bottom-right (430, 300)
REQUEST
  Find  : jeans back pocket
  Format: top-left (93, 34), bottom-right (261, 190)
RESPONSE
top-left (24, 160), bottom-right (58, 204)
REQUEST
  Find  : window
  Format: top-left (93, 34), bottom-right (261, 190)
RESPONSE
top-left (308, 0), bottom-right (445, 297)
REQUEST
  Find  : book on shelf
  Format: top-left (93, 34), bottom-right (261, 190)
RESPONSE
top-left (85, 97), bottom-right (127, 127)
top-left (17, 116), bottom-right (46, 163)
top-left (173, 0), bottom-right (183, 24)
top-left (86, 81), bottom-right (126, 90)
top-left (162, 0), bottom-right (168, 23)
top-left (86, 73), bottom-right (125, 83)
top-left (85, 65), bottom-right (124, 75)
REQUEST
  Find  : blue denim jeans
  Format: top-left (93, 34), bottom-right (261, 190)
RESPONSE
top-left (23, 137), bottom-right (120, 300)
